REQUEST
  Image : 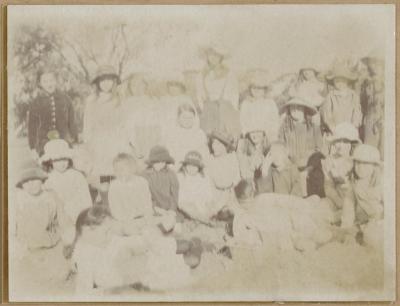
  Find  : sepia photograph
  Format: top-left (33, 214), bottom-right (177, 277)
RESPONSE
top-left (5, 4), bottom-right (396, 302)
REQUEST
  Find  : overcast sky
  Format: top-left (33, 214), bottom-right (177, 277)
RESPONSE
top-left (8, 5), bottom-right (394, 78)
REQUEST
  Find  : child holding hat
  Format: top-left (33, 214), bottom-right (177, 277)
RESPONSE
top-left (340, 144), bottom-right (383, 249)
top-left (40, 139), bottom-right (92, 246)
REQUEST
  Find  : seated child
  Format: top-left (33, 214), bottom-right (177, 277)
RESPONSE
top-left (340, 144), bottom-right (383, 250)
top-left (256, 142), bottom-right (302, 197)
top-left (322, 123), bottom-right (360, 224)
top-left (108, 153), bottom-right (154, 234)
top-left (40, 139), bottom-right (93, 246)
top-left (11, 165), bottom-right (70, 289)
top-left (13, 166), bottom-right (59, 252)
top-left (141, 146), bottom-right (181, 221)
top-left (206, 130), bottom-right (241, 220)
top-left (177, 151), bottom-right (217, 224)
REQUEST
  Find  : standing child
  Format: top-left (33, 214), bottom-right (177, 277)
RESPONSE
top-left (40, 139), bottom-right (93, 246)
top-left (256, 142), bottom-right (302, 197)
top-left (322, 123), bottom-right (361, 224)
top-left (83, 65), bottom-right (126, 182)
top-left (28, 69), bottom-right (78, 159)
top-left (162, 103), bottom-right (210, 167)
top-left (320, 63), bottom-right (362, 135)
top-left (340, 144), bottom-right (383, 250)
top-left (240, 71), bottom-right (280, 142)
top-left (108, 153), bottom-right (154, 234)
top-left (279, 97), bottom-right (322, 196)
top-left (196, 46), bottom-right (241, 139)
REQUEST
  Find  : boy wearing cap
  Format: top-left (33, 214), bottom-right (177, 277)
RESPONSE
top-left (28, 70), bottom-right (78, 158)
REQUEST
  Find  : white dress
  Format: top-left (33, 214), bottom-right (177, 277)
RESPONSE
top-left (44, 169), bottom-right (92, 244)
top-left (83, 94), bottom-right (130, 176)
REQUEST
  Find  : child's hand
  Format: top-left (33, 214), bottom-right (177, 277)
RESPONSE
top-left (30, 149), bottom-right (39, 162)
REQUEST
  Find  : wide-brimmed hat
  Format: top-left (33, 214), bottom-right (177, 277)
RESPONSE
top-left (146, 146), bottom-right (175, 165)
top-left (181, 151), bottom-right (204, 169)
top-left (352, 144), bottom-right (381, 165)
top-left (40, 139), bottom-right (73, 164)
top-left (209, 129), bottom-right (235, 151)
top-left (16, 167), bottom-right (47, 188)
top-left (280, 97), bottom-right (317, 116)
top-left (328, 122), bottom-right (361, 144)
top-left (92, 65), bottom-right (121, 85)
top-left (325, 63), bottom-right (358, 82)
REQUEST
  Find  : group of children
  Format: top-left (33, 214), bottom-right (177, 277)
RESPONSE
top-left (13, 47), bottom-right (385, 295)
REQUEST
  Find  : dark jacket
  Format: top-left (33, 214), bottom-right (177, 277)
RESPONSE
top-left (28, 90), bottom-right (78, 155)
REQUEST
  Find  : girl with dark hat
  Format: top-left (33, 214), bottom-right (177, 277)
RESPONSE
top-left (141, 145), bottom-right (180, 215)
top-left (82, 65), bottom-right (126, 180)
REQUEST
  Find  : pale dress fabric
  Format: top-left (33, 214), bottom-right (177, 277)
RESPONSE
top-left (240, 97), bottom-right (280, 140)
top-left (83, 94), bottom-right (131, 176)
top-left (44, 169), bottom-right (92, 244)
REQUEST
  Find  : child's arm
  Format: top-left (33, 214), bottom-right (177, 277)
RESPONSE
top-left (169, 171), bottom-right (180, 211)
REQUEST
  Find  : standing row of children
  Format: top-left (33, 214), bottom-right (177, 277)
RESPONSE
top-left (14, 46), bottom-right (385, 294)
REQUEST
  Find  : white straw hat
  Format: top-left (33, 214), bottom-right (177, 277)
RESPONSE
top-left (40, 139), bottom-right (73, 164)
top-left (352, 144), bottom-right (381, 164)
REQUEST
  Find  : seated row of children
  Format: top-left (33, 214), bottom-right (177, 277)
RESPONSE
top-left (12, 114), bottom-right (383, 294)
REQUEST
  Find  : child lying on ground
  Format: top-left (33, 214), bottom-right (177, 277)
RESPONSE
top-left (71, 206), bottom-right (192, 297)
top-left (229, 180), bottom-right (334, 253)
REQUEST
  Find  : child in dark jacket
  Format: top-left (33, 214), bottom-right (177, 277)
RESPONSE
top-left (141, 146), bottom-right (181, 220)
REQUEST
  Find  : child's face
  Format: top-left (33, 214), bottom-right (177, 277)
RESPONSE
top-left (99, 78), bottom-right (115, 93)
top-left (40, 73), bottom-right (57, 94)
top-left (250, 86), bottom-right (265, 99)
top-left (331, 140), bottom-right (352, 157)
top-left (178, 111), bottom-right (195, 129)
top-left (53, 159), bottom-right (69, 173)
top-left (249, 131), bottom-right (264, 145)
top-left (22, 179), bottom-right (43, 196)
top-left (303, 69), bottom-right (316, 81)
top-left (114, 160), bottom-right (135, 181)
top-left (207, 53), bottom-right (223, 68)
top-left (185, 164), bottom-right (200, 176)
top-left (355, 161), bottom-right (376, 180)
top-left (334, 78), bottom-right (349, 91)
top-left (211, 139), bottom-right (228, 157)
top-left (153, 162), bottom-right (167, 172)
top-left (289, 105), bottom-right (305, 122)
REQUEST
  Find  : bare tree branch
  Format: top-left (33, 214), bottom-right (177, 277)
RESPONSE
top-left (63, 39), bottom-right (91, 82)
top-left (50, 41), bottom-right (86, 81)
